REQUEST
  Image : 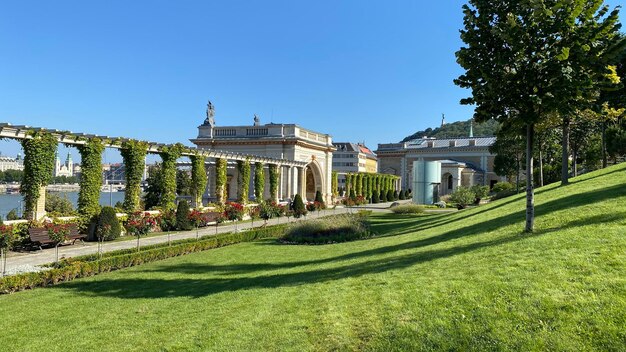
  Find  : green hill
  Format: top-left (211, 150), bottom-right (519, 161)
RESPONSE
top-left (1, 164), bottom-right (625, 351)
top-left (401, 118), bottom-right (499, 142)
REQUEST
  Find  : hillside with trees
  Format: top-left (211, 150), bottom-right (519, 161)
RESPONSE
top-left (400, 119), bottom-right (499, 142)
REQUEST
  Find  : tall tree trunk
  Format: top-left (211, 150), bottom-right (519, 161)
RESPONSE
top-left (525, 124), bottom-right (535, 233)
top-left (573, 150), bottom-right (578, 177)
top-left (602, 121), bottom-right (607, 168)
top-left (561, 117), bottom-right (570, 185)
top-left (538, 149), bottom-right (544, 187)
top-left (516, 156), bottom-right (521, 193)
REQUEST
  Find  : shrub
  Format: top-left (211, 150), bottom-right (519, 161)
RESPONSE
top-left (372, 190), bottom-right (380, 204)
top-left (393, 190), bottom-right (399, 201)
top-left (399, 190), bottom-right (406, 200)
top-left (176, 201), bottom-right (192, 231)
top-left (471, 185), bottom-right (490, 201)
top-left (491, 182), bottom-right (514, 194)
top-left (0, 224), bottom-right (288, 294)
top-left (292, 194), bottom-right (307, 218)
top-left (391, 204), bottom-right (425, 214)
top-left (6, 209), bottom-right (19, 221)
top-left (280, 214), bottom-right (371, 244)
top-left (314, 190), bottom-right (326, 208)
top-left (96, 207), bottom-right (121, 241)
top-left (450, 186), bottom-right (476, 209)
top-left (386, 190), bottom-right (394, 202)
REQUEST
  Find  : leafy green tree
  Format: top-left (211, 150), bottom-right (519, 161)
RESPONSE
top-left (176, 169), bottom-right (192, 196)
top-left (455, 0), bottom-right (625, 232)
top-left (6, 209), bottom-right (19, 221)
top-left (45, 192), bottom-right (76, 217)
top-left (176, 200), bottom-right (192, 231)
top-left (292, 194), bottom-right (307, 218)
top-left (143, 165), bottom-right (163, 210)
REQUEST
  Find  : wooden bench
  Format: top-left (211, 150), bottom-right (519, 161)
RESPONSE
top-left (204, 212), bottom-right (221, 224)
top-left (28, 224), bottom-right (86, 250)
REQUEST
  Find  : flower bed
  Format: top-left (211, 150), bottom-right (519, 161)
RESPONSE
top-left (280, 214), bottom-right (371, 245)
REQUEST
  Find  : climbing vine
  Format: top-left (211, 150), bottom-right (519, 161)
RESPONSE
top-left (237, 158), bottom-right (251, 204)
top-left (190, 154), bottom-right (207, 207)
top-left (269, 164), bottom-right (280, 202)
top-left (158, 143), bottom-right (185, 211)
top-left (121, 140), bottom-right (148, 213)
top-left (20, 132), bottom-right (57, 219)
top-left (77, 138), bottom-right (104, 219)
top-left (356, 173), bottom-right (363, 196)
top-left (363, 174), bottom-right (369, 199)
top-left (254, 162), bottom-right (265, 202)
top-left (331, 171), bottom-right (338, 197)
top-left (215, 158), bottom-right (227, 204)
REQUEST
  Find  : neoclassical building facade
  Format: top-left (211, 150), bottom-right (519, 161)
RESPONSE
top-left (376, 136), bottom-right (504, 195)
top-left (190, 105), bottom-right (335, 203)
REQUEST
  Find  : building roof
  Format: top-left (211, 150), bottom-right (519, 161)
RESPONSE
top-left (405, 136), bottom-right (496, 148)
top-left (333, 142), bottom-right (377, 159)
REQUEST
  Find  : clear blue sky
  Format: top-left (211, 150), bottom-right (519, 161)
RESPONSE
top-left (1, 0), bottom-right (625, 162)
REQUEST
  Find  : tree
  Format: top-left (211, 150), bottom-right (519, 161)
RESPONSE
top-left (292, 194), bottom-right (307, 218)
top-left (455, 0), bottom-right (625, 232)
top-left (143, 165), bottom-right (163, 210)
top-left (45, 192), bottom-right (76, 217)
top-left (176, 169), bottom-right (192, 196)
top-left (176, 200), bottom-right (192, 231)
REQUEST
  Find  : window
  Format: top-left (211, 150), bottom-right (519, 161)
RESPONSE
top-left (447, 174), bottom-right (453, 190)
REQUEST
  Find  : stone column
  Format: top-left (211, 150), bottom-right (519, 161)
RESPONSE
top-left (33, 186), bottom-right (47, 220)
top-left (299, 166), bottom-right (306, 199)
top-left (286, 166), bottom-right (293, 198)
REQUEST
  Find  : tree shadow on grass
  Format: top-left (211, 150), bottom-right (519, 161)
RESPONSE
top-left (54, 231), bottom-right (543, 299)
top-left (52, 183), bottom-right (626, 299)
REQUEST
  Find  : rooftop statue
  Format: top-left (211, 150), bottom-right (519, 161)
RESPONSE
top-left (203, 100), bottom-right (215, 126)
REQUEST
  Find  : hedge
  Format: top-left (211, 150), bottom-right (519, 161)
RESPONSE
top-left (0, 224), bottom-right (287, 294)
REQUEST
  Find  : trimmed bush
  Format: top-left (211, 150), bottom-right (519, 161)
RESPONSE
top-left (176, 200), bottom-right (192, 231)
top-left (386, 190), bottom-right (394, 202)
top-left (280, 214), bottom-right (370, 244)
top-left (471, 185), bottom-right (490, 202)
top-left (391, 204), bottom-right (425, 214)
top-left (393, 190), bottom-right (399, 201)
top-left (372, 190), bottom-right (379, 203)
top-left (96, 206), bottom-right (121, 241)
top-left (399, 190), bottom-right (406, 200)
top-left (314, 190), bottom-right (325, 208)
top-left (292, 194), bottom-right (307, 218)
top-left (0, 224), bottom-right (287, 294)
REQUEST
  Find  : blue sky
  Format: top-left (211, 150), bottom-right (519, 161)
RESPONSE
top-left (1, 0), bottom-right (625, 162)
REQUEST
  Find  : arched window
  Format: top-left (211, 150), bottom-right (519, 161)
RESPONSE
top-left (447, 174), bottom-right (453, 190)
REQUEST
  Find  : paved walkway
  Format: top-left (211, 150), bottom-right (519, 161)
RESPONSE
top-left (2, 204), bottom-right (402, 275)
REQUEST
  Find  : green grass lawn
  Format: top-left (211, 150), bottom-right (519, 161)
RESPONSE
top-left (1, 165), bottom-right (625, 351)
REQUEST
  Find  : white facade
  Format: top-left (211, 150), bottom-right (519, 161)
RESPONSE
top-left (191, 117), bottom-right (335, 203)
top-left (54, 152), bottom-right (74, 177)
top-left (0, 155), bottom-right (24, 172)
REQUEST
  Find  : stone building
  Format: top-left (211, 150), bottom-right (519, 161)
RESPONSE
top-left (54, 151), bottom-right (74, 177)
top-left (332, 142), bottom-right (378, 189)
top-left (0, 154), bottom-right (24, 172)
top-left (190, 103), bottom-right (335, 203)
top-left (376, 136), bottom-right (503, 195)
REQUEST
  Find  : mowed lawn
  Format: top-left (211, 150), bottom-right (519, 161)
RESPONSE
top-left (1, 166), bottom-right (625, 351)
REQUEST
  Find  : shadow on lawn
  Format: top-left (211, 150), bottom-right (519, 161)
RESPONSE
top-left (55, 232), bottom-right (540, 299)
top-left (52, 183), bottom-right (625, 299)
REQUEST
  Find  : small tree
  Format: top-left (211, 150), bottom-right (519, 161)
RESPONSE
top-left (6, 209), bottom-right (19, 221)
top-left (386, 190), bottom-right (394, 202)
top-left (45, 222), bottom-right (71, 263)
top-left (314, 190), bottom-right (326, 209)
top-left (372, 190), bottom-right (380, 204)
top-left (125, 212), bottom-right (156, 252)
top-left (0, 224), bottom-right (12, 277)
top-left (292, 194), bottom-right (307, 218)
top-left (176, 200), bottom-right (192, 231)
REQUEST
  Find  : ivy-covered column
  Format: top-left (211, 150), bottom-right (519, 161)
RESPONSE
top-left (21, 132), bottom-right (57, 220)
top-left (254, 162), bottom-right (265, 202)
top-left (269, 164), bottom-right (279, 202)
top-left (331, 171), bottom-right (338, 200)
top-left (190, 154), bottom-right (208, 208)
top-left (236, 158), bottom-right (251, 204)
top-left (215, 158), bottom-right (227, 204)
top-left (121, 140), bottom-right (148, 213)
top-left (77, 138), bottom-right (104, 220)
top-left (158, 143), bottom-right (184, 211)
top-left (368, 174), bottom-right (374, 199)
top-left (363, 174), bottom-right (369, 199)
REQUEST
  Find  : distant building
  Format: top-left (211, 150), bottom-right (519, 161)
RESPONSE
top-left (0, 153), bottom-right (24, 172)
top-left (376, 136), bottom-right (504, 195)
top-left (54, 152), bottom-right (74, 177)
top-left (332, 142), bottom-right (378, 188)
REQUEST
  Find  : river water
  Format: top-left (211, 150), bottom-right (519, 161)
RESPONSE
top-left (0, 192), bottom-right (126, 219)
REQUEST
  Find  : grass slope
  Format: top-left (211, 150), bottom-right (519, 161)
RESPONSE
top-left (1, 165), bottom-right (625, 351)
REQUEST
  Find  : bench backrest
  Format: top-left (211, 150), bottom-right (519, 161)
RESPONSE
top-left (29, 224), bottom-right (81, 243)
